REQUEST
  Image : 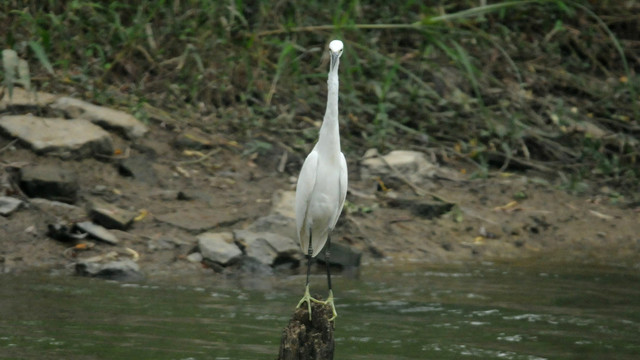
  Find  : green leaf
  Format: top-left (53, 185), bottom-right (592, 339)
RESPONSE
top-left (28, 41), bottom-right (54, 75)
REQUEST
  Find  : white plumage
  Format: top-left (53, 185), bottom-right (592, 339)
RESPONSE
top-left (295, 39), bottom-right (347, 258)
top-left (294, 39), bottom-right (346, 321)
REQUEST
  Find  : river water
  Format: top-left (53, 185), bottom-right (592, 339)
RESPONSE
top-left (1, 261), bottom-right (639, 359)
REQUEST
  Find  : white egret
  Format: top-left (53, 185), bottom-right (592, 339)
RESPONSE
top-left (295, 39), bottom-right (347, 322)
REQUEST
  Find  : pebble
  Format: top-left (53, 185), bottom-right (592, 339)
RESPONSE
top-left (88, 199), bottom-right (136, 230)
top-left (0, 196), bottom-right (22, 216)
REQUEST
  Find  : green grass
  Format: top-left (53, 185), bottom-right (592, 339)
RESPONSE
top-left (0, 0), bottom-right (638, 196)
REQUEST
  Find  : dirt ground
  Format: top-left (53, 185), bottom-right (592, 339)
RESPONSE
top-left (1, 118), bottom-right (639, 280)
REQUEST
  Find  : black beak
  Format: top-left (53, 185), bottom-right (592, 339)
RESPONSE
top-left (331, 51), bottom-right (341, 72)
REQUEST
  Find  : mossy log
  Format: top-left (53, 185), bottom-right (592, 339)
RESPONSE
top-left (278, 300), bottom-right (335, 360)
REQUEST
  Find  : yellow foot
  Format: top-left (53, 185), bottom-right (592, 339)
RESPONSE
top-left (324, 290), bottom-right (338, 321)
top-left (297, 284), bottom-right (324, 320)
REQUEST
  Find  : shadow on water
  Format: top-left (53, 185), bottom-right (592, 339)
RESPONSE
top-left (1, 261), bottom-right (639, 359)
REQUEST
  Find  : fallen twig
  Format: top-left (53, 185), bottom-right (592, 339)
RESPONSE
top-left (0, 139), bottom-right (17, 153)
top-left (176, 148), bottom-right (221, 164)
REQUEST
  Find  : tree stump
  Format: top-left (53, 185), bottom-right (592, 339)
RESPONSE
top-left (278, 299), bottom-right (335, 360)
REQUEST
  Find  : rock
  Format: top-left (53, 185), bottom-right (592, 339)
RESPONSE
top-left (242, 234), bottom-right (277, 265)
top-left (156, 206), bottom-right (243, 232)
top-left (262, 232), bottom-right (300, 257)
top-left (247, 214), bottom-right (297, 240)
top-left (147, 238), bottom-right (176, 251)
top-left (19, 165), bottom-right (79, 204)
top-left (197, 231), bottom-right (242, 265)
top-left (118, 155), bottom-right (157, 185)
top-left (234, 230), bottom-right (301, 266)
top-left (0, 196), bottom-right (22, 216)
top-left (230, 256), bottom-right (274, 275)
top-left (88, 199), bottom-right (136, 230)
top-left (74, 221), bottom-right (119, 245)
top-left (30, 198), bottom-right (85, 221)
top-left (75, 259), bottom-right (143, 281)
top-left (186, 252), bottom-right (203, 263)
top-left (0, 115), bottom-right (113, 158)
top-left (0, 87), bottom-right (58, 111)
top-left (272, 190), bottom-right (296, 219)
top-left (361, 149), bottom-right (437, 183)
top-left (52, 97), bottom-right (148, 139)
top-left (318, 242), bottom-right (362, 268)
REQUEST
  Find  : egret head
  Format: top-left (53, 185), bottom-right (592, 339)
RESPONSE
top-left (329, 40), bottom-right (343, 72)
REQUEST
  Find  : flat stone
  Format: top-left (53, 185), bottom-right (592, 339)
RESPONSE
top-left (234, 230), bottom-right (300, 265)
top-left (30, 198), bottom-right (85, 221)
top-left (0, 115), bottom-right (113, 158)
top-left (317, 242), bottom-right (362, 268)
top-left (75, 259), bottom-right (143, 281)
top-left (0, 87), bottom-right (58, 111)
top-left (244, 235), bottom-right (276, 265)
top-left (156, 206), bottom-right (242, 232)
top-left (247, 214), bottom-right (297, 240)
top-left (266, 234), bottom-right (300, 257)
top-left (19, 165), bottom-right (79, 204)
top-left (196, 231), bottom-right (242, 265)
top-left (0, 196), bottom-right (22, 216)
top-left (74, 221), bottom-right (119, 245)
top-left (52, 97), bottom-right (148, 139)
top-left (88, 199), bottom-right (136, 230)
top-left (361, 149), bottom-right (437, 183)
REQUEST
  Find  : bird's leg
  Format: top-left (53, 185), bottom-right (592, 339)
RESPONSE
top-left (324, 235), bottom-right (338, 321)
top-left (305, 234), bottom-right (313, 288)
top-left (297, 233), bottom-right (322, 320)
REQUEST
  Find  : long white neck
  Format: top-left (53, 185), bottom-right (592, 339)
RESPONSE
top-left (317, 59), bottom-right (340, 154)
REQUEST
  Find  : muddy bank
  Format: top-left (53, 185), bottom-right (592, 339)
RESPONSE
top-left (1, 94), bottom-right (639, 280)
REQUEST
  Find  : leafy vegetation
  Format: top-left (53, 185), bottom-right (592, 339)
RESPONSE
top-left (1, 0), bottom-right (638, 197)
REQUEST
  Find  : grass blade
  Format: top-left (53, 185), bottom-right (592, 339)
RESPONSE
top-left (451, 41), bottom-right (483, 105)
top-left (425, 1), bottom-right (535, 23)
top-left (28, 41), bottom-right (54, 75)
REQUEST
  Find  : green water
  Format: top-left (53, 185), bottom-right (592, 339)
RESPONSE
top-left (1, 262), bottom-right (639, 359)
